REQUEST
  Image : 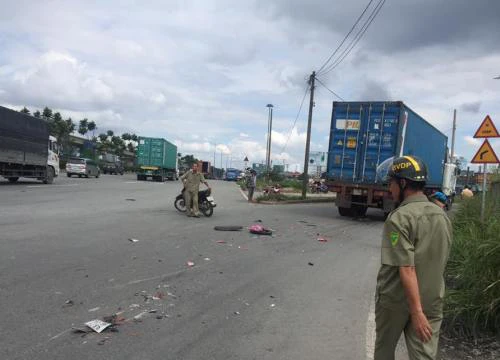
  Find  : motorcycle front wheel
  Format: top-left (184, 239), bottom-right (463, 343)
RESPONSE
top-left (200, 201), bottom-right (214, 217)
top-left (174, 197), bottom-right (187, 212)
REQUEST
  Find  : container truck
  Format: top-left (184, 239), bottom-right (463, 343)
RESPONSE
top-left (197, 160), bottom-right (211, 178)
top-left (326, 101), bottom-right (456, 217)
top-left (136, 137), bottom-right (177, 181)
top-left (0, 105), bottom-right (59, 184)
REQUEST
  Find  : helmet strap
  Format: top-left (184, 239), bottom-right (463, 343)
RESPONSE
top-left (398, 179), bottom-right (406, 204)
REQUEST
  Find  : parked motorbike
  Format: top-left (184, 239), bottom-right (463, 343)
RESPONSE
top-left (174, 188), bottom-right (216, 217)
top-left (309, 182), bottom-right (328, 194)
top-left (263, 185), bottom-right (281, 195)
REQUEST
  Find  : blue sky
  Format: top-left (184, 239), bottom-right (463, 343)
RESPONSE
top-left (0, 0), bottom-right (499, 171)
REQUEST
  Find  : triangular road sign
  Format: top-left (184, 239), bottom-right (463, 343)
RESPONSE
top-left (471, 139), bottom-right (500, 164)
top-left (473, 115), bottom-right (500, 138)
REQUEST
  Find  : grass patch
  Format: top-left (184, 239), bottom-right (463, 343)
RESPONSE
top-left (444, 195), bottom-right (500, 337)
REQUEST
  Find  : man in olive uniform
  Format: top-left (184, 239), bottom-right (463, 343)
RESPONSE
top-left (180, 163), bottom-right (210, 217)
top-left (374, 156), bottom-right (453, 360)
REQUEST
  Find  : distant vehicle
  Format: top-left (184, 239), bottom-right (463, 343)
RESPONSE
top-left (0, 105), bottom-right (59, 184)
top-left (101, 154), bottom-right (124, 175)
top-left (225, 168), bottom-right (240, 181)
top-left (66, 158), bottom-right (100, 178)
top-left (325, 101), bottom-right (456, 217)
top-left (136, 137), bottom-right (178, 181)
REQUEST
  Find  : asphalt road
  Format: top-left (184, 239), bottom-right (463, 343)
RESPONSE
top-left (0, 174), bottom-right (393, 360)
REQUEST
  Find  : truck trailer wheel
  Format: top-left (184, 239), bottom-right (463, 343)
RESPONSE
top-left (352, 205), bottom-right (368, 217)
top-left (43, 167), bottom-right (54, 184)
top-left (338, 207), bottom-right (352, 217)
top-left (8, 177), bottom-right (19, 183)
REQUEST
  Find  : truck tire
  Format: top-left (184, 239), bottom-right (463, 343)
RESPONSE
top-left (338, 207), bottom-right (352, 217)
top-left (8, 177), bottom-right (19, 183)
top-left (96, 171), bottom-right (100, 178)
top-left (352, 205), bottom-right (368, 217)
top-left (43, 167), bottom-right (54, 184)
top-left (67, 173), bottom-right (71, 177)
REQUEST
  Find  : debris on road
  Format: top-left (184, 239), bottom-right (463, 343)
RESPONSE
top-left (270, 304), bottom-right (276, 308)
top-left (317, 237), bottom-right (329, 242)
top-left (238, 246), bottom-right (249, 250)
top-left (64, 300), bottom-right (74, 307)
top-left (234, 311), bottom-right (240, 315)
top-left (308, 262), bottom-right (314, 266)
top-left (186, 261), bottom-right (195, 267)
top-left (128, 238), bottom-right (140, 243)
top-left (88, 307), bottom-right (100, 312)
top-left (125, 198), bottom-right (136, 201)
top-left (214, 226), bottom-right (243, 231)
top-left (204, 258), bottom-right (211, 261)
top-left (85, 319), bottom-right (112, 333)
top-left (152, 291), bottom-right (164, 300)
top-left (216, 240), bottom-right (227, 244)
top-left (248, 224), bottom-right (273, 236)
top-left (97, 337), bottom-right (110, 345)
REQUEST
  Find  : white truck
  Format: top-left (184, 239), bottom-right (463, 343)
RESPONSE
top-left (0, 106), bottom-right (59, 184)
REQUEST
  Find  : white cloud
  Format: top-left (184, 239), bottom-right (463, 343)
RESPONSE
top-left (464, 136), bottom-right (481, 146)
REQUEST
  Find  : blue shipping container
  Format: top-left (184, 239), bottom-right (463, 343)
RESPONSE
top-left (327, 101), bottom-right (448, 187)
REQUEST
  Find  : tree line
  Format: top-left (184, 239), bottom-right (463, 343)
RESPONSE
top-left (20, 106), bottom-right (137, 157)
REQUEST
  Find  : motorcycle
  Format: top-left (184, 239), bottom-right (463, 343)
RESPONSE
top-left (174, 188), bottom-right (216, 217)
top-left (263, 184), bottom-right (281, 195)
top-left (309, 182), bottom-right (328, 194)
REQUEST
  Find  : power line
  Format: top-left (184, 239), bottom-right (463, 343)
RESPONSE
top-left (315, 76), bottom-right (345, 101)
top-left (320, 0), bottom-right (385, 75)
top-left (317, 0), bottom-right (375, 74)
top-left (280, 84), bottom-right (310, 154)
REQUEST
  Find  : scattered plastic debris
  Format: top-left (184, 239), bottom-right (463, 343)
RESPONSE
top-left (308, 262), bottom-right (314, 266)
top-left (216, 240), bottom-right (227, 244)
top-left (133, 311), bottom-right (148, 320)
top-left (317, 237), bottom-right (328, 242)
top-left (152, 292), bottom-right (164, 300)
top-left (248, 224), bottom-right (273, 236)
top-left (204, 258), bottom-right (211, 261)
top-left (64, 300), bottom-right (74, 306)
top-left (148, 309), bottom-right (158, 313)
top-left (88, 307), bottom-right (100, 312)
top-left (186, 261), bottom-right (195, 267)
top-left (125, 198), bottom-right (136, 201)
top-left (234, 311), bottom-right (240, 315)
top-left (128, 238), bottom-right (140, 243)
top-left (85, 319), bottom-right (111, 333)
top-left (270, 304), bottom-right (276, 308)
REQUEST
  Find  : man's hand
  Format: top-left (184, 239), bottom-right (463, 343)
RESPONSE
top-left (411, 310), bottom-right (432, 343)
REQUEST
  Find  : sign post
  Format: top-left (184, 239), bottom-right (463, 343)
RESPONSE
top-left (471, 115), bottom-right (500, 221)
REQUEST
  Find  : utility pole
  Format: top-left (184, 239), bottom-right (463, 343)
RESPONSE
top-left (450, 109), bottom-right (457, 162)
top-left (265, 104), bottom-right (274, 183)
top-left (302, 71), bottom-right (316, 199)
top-left (213, 143), bottom-right (216, 170)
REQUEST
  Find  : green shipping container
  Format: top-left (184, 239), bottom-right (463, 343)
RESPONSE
top-left (136, 137), bottom-right (177, 169)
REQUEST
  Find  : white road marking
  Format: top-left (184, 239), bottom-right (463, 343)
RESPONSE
top-left (240, 188), bottom-right (248, 201)
top-left (366, 299), bottom-right (376, 359)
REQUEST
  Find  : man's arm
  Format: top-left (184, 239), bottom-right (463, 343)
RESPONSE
top-left (399, 266), bottom-right (433, 343)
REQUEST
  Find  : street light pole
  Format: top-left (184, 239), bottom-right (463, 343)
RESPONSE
top-left (265, 104), bottom-right (274, 183)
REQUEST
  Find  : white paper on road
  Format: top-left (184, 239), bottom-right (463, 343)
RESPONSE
top-left (85, 319), bottom-right (111, 333)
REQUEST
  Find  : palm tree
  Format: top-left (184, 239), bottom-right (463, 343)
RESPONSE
top-left (106, 130), bottom-right (114, 138)
top-left (78, 119), bottom-right (88, 137)
top-left (42, 107), bottom-right (53, 120)
top-left (98, 133), bottom-right (108, 143)
top-left (87, 121), bottom-right (97, 138)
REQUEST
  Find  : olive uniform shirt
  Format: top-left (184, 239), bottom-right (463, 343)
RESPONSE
top-left (181, 170), bottom-right (206, 192)
top-left (376, 194), bottom-right (452, 316)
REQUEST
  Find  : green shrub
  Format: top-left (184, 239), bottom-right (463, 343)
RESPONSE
top-left (445, 195), bottom-right (500, 336)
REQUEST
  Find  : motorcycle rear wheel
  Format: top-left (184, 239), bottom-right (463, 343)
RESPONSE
top-left (200, 201), bottom-right (214, 217)
top-left (174, 198), bottom-right (187, 212)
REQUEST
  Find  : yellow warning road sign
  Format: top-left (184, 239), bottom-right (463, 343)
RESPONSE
top-left (473, 115), bottom-right (500, 138)
top-left (471, 139), bottom-right (500, 164)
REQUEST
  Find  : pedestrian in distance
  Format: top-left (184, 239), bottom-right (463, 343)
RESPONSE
top-left (180, 163), bottom-right (210, 217)
top-left (374, 156), bottom-right (453, 360)
top-left (246, 169), bottom-right (257, 202)
top-left (429, 191), bottom-right (447, 210)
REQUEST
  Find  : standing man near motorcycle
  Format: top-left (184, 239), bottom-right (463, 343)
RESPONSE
top-left (180, 163), bottom-right (211, 217)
